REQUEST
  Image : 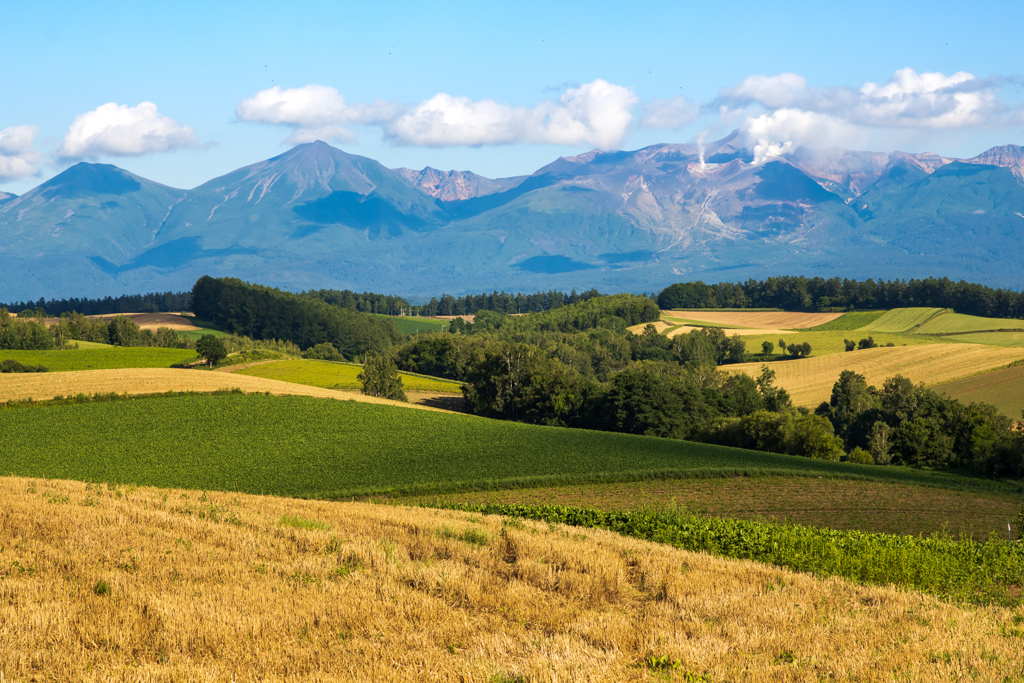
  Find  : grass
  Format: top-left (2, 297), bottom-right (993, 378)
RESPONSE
top-left (933, 363), bottom-right (1024, 419)
top-left (234, 359), bottom-right (463, 393)
top-left (727, 343), bottom-right (1024, 407)
top-left (6, 476), bottom-right (1021, 681)
top-left (855, 307), bottom-right (945, 333)
top-left (916, 312), bottom-right (1024, 335)
top-left (0, 347), bottom-right (199, 371)
top-left (808, 310), bottom-right (887, 331)
top-left (0, 393), bottom-right (1017, 499)
top-left (176, 316), bottom-right (233, 341)
top-left (941, 331), bottom-right (1024, 347)
top-left (408, 476), bottom-right (1021, 539)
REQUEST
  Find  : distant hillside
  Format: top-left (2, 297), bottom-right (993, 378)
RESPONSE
top-left (2, 136), bottom-right (1023, 300)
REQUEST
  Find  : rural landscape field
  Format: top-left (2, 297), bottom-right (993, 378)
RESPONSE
top-left (6, 4), bottom-right (1024, 679)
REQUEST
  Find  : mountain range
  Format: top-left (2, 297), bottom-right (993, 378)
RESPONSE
top-left (1, 133), bottom-right (1022, 301)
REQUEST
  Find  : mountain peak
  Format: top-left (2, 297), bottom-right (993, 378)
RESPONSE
top-left (35, 162), bottom-right (146, 200)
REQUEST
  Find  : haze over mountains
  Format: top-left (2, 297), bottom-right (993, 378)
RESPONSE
top-left (1, 133), bottom-right (1022, 301)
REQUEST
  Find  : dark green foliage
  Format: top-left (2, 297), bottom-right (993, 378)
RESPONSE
top-left (762, 340), bottom-right (774, 356)
top-left (438, 503), bottom-right (1024, 605)
top-left (357, 353), bottom-right (407, 401)
top-left (191, 276), bottom-right (403, 357)
top-left (858, 336), bottom-right (877, 349)
top-left (106, 315), bottom-right (140, 347)
top-left (0, 359), bottom-right (48, 373)
top-left (0, 291), bottom-right (191, 317)
top-left (303, 342), bottom-right (344, 361)
top-left (656, 275), bottom-right (1024, 319)
top-left (195, 334), bottom-right (228, 366)
top-left (844, 339), bottom-right (856, 351)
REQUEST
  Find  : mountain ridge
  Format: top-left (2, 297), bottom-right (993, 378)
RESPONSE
top-left (1, 135), bottom-right (1022, 300)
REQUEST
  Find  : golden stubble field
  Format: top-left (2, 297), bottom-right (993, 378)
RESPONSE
top-left (727, 344), bottom-right (1024, 407)
top-left (0, 368), bottom-right (456, 413)
top-left (663, 311), bottom-right (845, 329)
top-left (2, 477), bottom-right (1023, 682)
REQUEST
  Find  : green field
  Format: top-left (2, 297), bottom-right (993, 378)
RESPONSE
top-left (741, 330), bottom-right (934, 357)
top-left (934, 363), bottom-right (1024, 419)
top-left (855, 307), bottom-right (944, 333)
top-left (234, 359), bottom-right (462, 393)
top-left (0, 394), bottom-right (1014, 499)
top-left (940, 331), bottom-right (1024, 347)
top-left (176, 318), bottom-right (233, 341)
top-left (385, 316), bottom-right (449, 335)
top-left (0, 347), bottom-right (199, 371)
top-left (915, 312), bottom-right (1024, 335)
top-left (807, 310), bottom-right (886, 331)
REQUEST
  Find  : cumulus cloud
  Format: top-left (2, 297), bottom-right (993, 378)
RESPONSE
top-left (0, 125), bottom-right (44, 181)
top-left (239, 80), bottom-right (637, 149)
top-left (639, 96), bottom-right (699, 130)
top-left (236, 85), bottom-right (400, 144)
top-left (716, 68), bottom-right (1008, 163)
top-left (59, 102), bottom-right (197, 159)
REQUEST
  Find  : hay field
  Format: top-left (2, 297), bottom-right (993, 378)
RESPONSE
top-left (727, 344), bottom-right (1024, 407)
top-left (934, 364), bottom-right (1024, 419)
top-left (0, 368), bottom-right (452, 413)
top-left (3, 477), bottom-right (1022, 682)
top-left (235, 359), bottom-right (463, 393)
top-left (664, 310), bottom-right (844, 329)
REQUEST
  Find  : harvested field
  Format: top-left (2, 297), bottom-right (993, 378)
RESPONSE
top-left (0, 368), bottom-right (453, 413)
top-left (934, 363), bottom-right (1024, 419)
top-left (726, 344), bottom-right (1024, 407)
top-left (3, 476), bottom-right (1023, 682)
top-left (410, 477), bottom-right (1020, 539)
top-left (431, 314), bottom-right (475, 323)
top-left (626, 320), bottom-right (672, 334)
top-left (664, 310), bottom-right (844, 329)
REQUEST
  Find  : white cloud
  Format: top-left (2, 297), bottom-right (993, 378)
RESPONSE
top-left (717, 68), bottom-right (1008, 163)
top-left (720, 73), bottom-right (807, 109)
top-left (239, 80), bottom-right (638, 149)
top-left (0, 125), bottom-right (43, 181)
top-left (387, 79), bottom-right (637, 148)
top-left (236, 85), bottom-right (400, 143)
top-left (640, 96), bottom-right (699, 130)
top-left (59, 102), bottom-right (197, 159)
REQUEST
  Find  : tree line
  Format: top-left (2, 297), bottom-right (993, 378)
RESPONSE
top-left (658, 276), bottom-right (1024, 318)
top-left (0, 291), bottom-right (192, 317)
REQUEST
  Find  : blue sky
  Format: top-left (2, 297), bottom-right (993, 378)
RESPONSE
top-left (2, 0), bottom-right (1022, 194)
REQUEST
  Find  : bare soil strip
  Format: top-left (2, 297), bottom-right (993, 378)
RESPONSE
top-left (0, 368), bottom-right (457, 413)
top-left (2, 476), bottom-right (1021, 681)
top-left (726, 343), bottom-right (1024, 407)
top-left (665, 310), bottom-right (844, 329)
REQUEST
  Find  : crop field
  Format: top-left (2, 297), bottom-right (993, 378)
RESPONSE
top-left (915, 312), bottom-right (1024, 335)
top-left (235, 359), bottom-right (462, 393)
top-left (0, 393), bottom-right (1009, 499)
top-left (412, 476), bottom-right (1020, 539)
top-left (0, 367), bottom-right (455, 413)
top-left (6, 478), bottom-right (1022, 681)
top-left (663, 310), bottom-right (844, 329)
top-left (727, 343), bottom-right (1024, 407)
top-left (934, 363), bottom-right (1024, 419)
top-left (0, 347), bottom-right (199, 372)
top-left (854, 307), bottom-right (944, 333)
top-left (808, 310), bottom-right (887, 331)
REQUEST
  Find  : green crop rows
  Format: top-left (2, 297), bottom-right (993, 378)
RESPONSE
top-left (855, 307), bottom-right (944, 333)
top-left (439, 503), bottom-right (1024, 605)
top-left (0, 394), bottom-right (1014, 499)
top-left (0, 347), bottom-right (199, 371)
top-left (808, 311), bottom-right (886, 331)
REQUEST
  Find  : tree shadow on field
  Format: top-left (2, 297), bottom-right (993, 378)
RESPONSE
top-left (413, 394), bottom-right (467, 412)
